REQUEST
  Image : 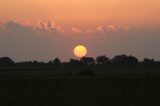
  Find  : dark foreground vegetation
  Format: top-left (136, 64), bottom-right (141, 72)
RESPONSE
top-left (0, 54), bottom-right (160, 105)
top-left (0, 54), bottom-right (159, 67)
top-left (1, 54), bottom-right (160, 76)
top-left (1, 75), bottom-right (160, 106)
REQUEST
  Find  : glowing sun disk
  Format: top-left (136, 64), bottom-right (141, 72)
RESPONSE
top-left (74, 45), bottom-right (87, 58)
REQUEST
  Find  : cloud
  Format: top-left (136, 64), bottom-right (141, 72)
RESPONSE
top-left (107, 25), bottom-right (119, 32)
top-left (0, 23), bottom-right (5, 30)
top-left (85, 29), bottom-right (97, 36)
top-left (5, 21), bottom-right (36, 36)
top-left (71, 27), bottom-right (82, 33)
top-left (0, 21), bottom-right (60, 61)
top-left (0, 20), bottom-right (160, 61)
top-left (96, 25), bottom-right (106, 32)
top-left (0, 23), bottom-right (5, 35)
top-left (1, 20), bottom-right (134, 37)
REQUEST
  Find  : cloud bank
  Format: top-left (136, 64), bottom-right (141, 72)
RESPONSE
top-left (0, 21), bottom-right (160, 61)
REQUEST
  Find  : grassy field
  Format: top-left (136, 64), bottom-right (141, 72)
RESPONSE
top-left (1, 74), bottom-right (160, 106)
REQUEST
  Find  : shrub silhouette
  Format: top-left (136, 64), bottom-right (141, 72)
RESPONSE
top-left (80, 57), bottom-right (95, 66)
top-left (112, 54), bottom-right (138, 65)
top-left (0, 57), bottom-right (14, 66)
top-left (53, 57), bottom-right (61, 66)
top-left (96, 55), bottom-right (110, 65)
top-left (0, 54), bottom-right (159, 67)
top-left (69, 59), bottom-right (83, 66)
top-left (143, 58), bottom-right (155, 65)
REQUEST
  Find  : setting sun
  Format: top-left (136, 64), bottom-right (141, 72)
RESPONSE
top-left (74, 45), bottom-right (87, 58)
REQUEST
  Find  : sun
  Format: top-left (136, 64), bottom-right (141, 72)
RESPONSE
top-left (74, 45), bottom-right (87, 58)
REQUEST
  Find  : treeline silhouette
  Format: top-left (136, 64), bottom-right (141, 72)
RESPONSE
top-left (0, 54), bottom-right (159, 67)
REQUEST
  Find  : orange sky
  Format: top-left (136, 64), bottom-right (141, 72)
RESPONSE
top-left (0, 0), bottom-right (160, 61)
top-left (0, 0), bottom-right (160, 28)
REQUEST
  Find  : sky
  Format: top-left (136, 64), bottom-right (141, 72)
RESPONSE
top-left (0, 0), bottom-right (160, 61)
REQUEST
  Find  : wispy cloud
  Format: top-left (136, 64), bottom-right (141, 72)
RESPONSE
top-left (2, 20), bottom-right (133, 36)
top-left (0, 20), bottom-right (160, 61)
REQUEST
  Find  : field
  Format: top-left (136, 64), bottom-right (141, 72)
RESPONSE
top-left (0, 66), bottom-right (160, 106)
top-left (1, 76), bottom-right (160, 106)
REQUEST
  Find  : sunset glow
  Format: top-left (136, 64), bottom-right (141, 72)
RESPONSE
top-left (0, 0), bottom-right (160, 61)
top-left (0, 0), bottom-right (160, 27)
top-left (1, 1), bottom-right (160, 105)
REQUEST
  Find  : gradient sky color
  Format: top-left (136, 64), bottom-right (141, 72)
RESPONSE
top-left (0, 0), bottom-right (160, 27)
top-left (0, 0), bottom-right (160, 61)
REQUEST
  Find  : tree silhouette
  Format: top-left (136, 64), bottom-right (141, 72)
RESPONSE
top-left (0, 57), bottom-right (14, 66)
top-left (143, 58), bottom-right (155, 65)
top-left (69, 59), bottom-right (82, 66)
top-left (127, 55), bottom-right (139, 65)
top-left (53, 57), bottom-right (61, 66)
top-left (112, 54), bottom-right (138, 65)
top-left (0, 54), bottom-right (159, 67)
top-left (96, 55), bottom-right (110, 65)
top-left (80, 57), bottom-right (95, 66)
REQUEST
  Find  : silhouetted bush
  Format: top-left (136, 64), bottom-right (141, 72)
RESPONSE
top-left (0, 54), bottom-right (160, 67)
top-left (69, 59), bottom-right (83, 66)
top-left (112, 54), bottom-right (138, 65)
top-left (96, 55), bottom-right (110, 65)
top-left (80, 57), bottom-right (95, 66)
top-left (0, 57), bottom-right (14, 66)
top-left (16, 61), bottom-right (46, 66)
top-left (53, 57), bottom-right (61, 66)
top-left (143, 58), bottom-right (155, 65)
top-left (127, 55), bottom-right (139, 65)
